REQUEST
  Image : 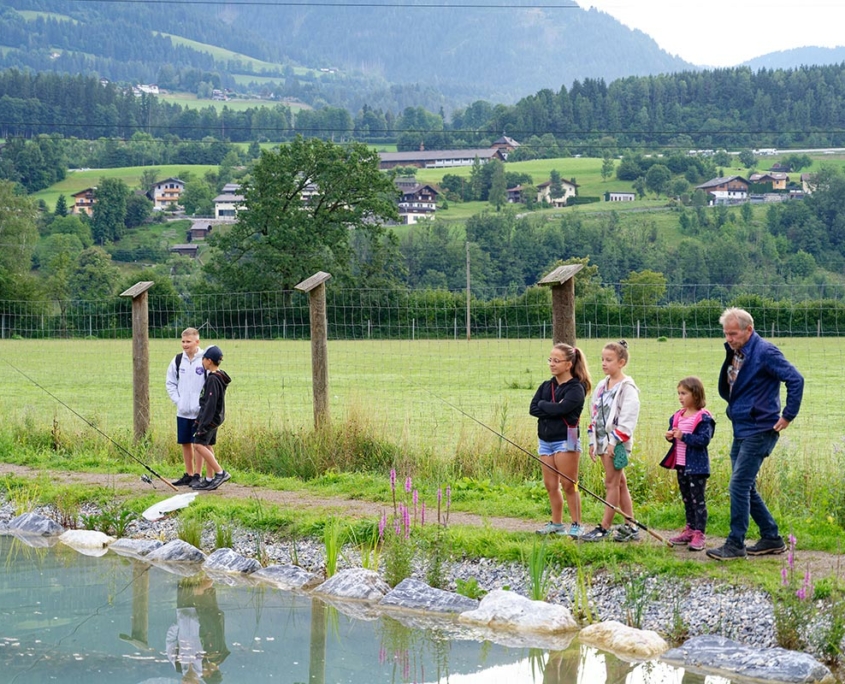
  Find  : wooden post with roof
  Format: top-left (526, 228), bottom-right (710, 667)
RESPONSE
top-left (295, 271), bottom-right (332, 429)
top-left (538, 264), bottom-right (583, 346)
top-left (120, 281), bottom-right (154, 442)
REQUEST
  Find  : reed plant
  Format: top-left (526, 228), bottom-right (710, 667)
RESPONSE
top-left (177, 515), bottom-right (203, 549)
top-left (524, 537), bottom-right (554, 601)
top-left (323, 516), bottom-right (344, 577)
top-left (214, 517), bottom-right (234, 550)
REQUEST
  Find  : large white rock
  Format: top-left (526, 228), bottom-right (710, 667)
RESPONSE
top-left (380, 578), bottom-right (479, 614)
top-left (145, 539), bottom-right (206, 563)
top-left (59, 530), bottom-right (115, 557)
top-left (252, 564), bottom-right (323, 591)
top-left (8, 512), bottom-right (63, 536)
top-left (203, 548), bottom-right (261, 574)
top-left (579, 620), bottom-right (669, 659)
top-left (662, 635), bottom-right (835, 684)
top-left (312, 568), bottom-right (391, 601)
top-left (110, 538), bottom-right (163, 558)
top-left (458, 589), bottom-right (578, 633)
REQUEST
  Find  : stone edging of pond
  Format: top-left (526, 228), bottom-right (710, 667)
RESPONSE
top-left (0, 509), bottom-right (838, 684)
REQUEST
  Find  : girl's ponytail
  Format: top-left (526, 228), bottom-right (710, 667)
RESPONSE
top-left (571, 346), bottom-right (592, 393)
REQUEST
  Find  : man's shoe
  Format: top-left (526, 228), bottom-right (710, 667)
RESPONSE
top-left (203, 471), bottom-right (231, 491)
top-left (706, 543), bottom-right (747, 561)
top-left (536, 521), bottom-right (566, 535)
top-left (747, 536), bottom-right (786, 556)
top-left (171, 472), bottom-right (193, 487)
top-left (191, 477), bottom-right (212, 490)
top-left (613, 524), bottom-right (640, 542)
top-left (669, 525), bottom-right (694, 545)
top-left (582, 525), bottom-right (611, 542)
top-left (689, 530), bottom-right (706, 552)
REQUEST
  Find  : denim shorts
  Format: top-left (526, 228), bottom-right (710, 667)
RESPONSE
top-left (538, 431), bottom-right (581, 455)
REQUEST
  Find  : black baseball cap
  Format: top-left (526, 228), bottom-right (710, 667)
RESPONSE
top-left (203, 345), bottom-right (223, 364)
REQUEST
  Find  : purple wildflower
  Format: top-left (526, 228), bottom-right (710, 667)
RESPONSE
top-left (421, 501), bottom-right (426, 525)
top-left (405, 476), bottom-right (412, 493)
top-left (379, 511), bottom-right (387, 540)
top-left (796, 587), bottom-right (807, 601)
top-left (390, 469), bottom-right (396, 492)
top-left (788, 533), bottom-right (797, 547)
top-left (413, 489), bottom-right (418, 506)
top-left (781, 567), bottom-right (789, 586)
top-left (403, 506), bottom-right (411, 539)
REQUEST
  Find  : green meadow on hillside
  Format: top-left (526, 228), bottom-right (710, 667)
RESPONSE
top-left (33, 165), bottom-right (218, 213)
top-left (158, 91), bottom-right (311, 113)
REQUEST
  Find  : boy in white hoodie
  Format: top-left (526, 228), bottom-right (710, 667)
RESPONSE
top-left (166, 328), bottom-right (206, 486)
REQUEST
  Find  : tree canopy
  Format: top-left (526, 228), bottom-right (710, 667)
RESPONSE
top-left (202, 137), bottom-right (400, 292)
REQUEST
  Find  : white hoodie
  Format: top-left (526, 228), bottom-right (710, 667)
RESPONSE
top-left (166, 348), bottom-right (206, 419)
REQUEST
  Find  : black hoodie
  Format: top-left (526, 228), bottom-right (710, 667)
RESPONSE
top-left (196, 369), bottom-right (232, 433)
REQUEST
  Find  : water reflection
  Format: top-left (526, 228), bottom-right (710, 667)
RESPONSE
top-left (0, 536), bottom-right (732, 684)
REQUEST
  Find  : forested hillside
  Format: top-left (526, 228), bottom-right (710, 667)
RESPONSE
top-left (0, 0), bottom-right (692, 107)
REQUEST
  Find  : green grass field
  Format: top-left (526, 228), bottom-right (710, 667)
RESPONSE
top-left (158, 92), bottom-right (311, 114)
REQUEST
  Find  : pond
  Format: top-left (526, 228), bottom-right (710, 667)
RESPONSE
top-left (0, 536), bottom-right (732, 684)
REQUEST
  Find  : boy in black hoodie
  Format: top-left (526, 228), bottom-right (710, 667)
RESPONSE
top-left (191, 345), bottom-right (232, 491)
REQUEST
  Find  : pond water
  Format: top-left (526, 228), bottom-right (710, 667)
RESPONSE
top-left (0, 536), bottom-right (733, 684)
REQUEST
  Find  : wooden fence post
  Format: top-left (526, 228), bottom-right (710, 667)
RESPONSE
top-left (120, 281), bottom-right (154, 443)
top-left (538, 264), bottom-right (583, 346)
top-left (295, 271), bottom-right (332, 430)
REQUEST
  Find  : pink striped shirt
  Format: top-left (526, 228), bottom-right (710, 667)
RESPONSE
top-left (673, 411), bottom-right (700, 467)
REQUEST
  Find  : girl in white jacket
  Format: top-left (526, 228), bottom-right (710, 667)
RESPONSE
top-left (583, 340), bottom-right (641, 542)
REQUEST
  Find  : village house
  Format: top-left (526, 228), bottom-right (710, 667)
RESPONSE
top-left (536, 179), bottom-right (578, 206)
top-left (695, 176), bottom-right (750, 205)
top-left (395, 178), bottom-right (439, 224)
top-left (605, 191), bottom-right (636, 202)
top-left (379, 146), bottom-right (508, 170)
top-left (170, 244), bottom-right (198, 258)
top-left (186, 223), bottom-right (213, 241)
top-left (213, 184), bottom-right (244, 220)
top-left (71, 187), bottom-right (96, 216)
top-left (749, 172), bottom-right (789, 190)
top-left (148, 178), bottom-right (185, 211)
top-left (491, 136), bottom-right (520, 154)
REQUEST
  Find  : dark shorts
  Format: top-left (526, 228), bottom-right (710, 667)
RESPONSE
top-left (176, 416), bottom-right (196, 445)
top-left (195, 426), bottom-right (218, 446)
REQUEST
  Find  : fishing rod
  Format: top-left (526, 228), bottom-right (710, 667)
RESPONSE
top-left (5, 360), bottom-right (178, 492)
top-left (435, 393), bottom-right (673, 547)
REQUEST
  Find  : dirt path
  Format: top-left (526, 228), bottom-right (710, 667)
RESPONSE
top-left (3, 463), bottom-right (842, 577)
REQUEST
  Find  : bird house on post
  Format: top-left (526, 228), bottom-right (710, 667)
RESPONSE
top-left (295, 271), bottom-right (332, 430)
top-left (538, 264), bottom-right (583, 346)
top-left (119, 280), bottom-right (155, 442)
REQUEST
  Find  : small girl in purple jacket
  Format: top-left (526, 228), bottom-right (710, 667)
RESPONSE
top-left (661, 376), bottom-right (715, 551)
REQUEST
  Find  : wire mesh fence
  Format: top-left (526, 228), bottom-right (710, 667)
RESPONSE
top-left (0, 284), bottom-right (839, 465)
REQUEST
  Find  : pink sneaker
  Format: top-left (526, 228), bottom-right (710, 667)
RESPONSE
top-left (669, 526), bottom-right (694, 545)
top-left (689, 530), bottom-right (706, 551)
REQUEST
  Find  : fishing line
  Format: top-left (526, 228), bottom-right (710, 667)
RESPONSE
top-left (435, 392), bottom-right (673, 547)
top-left (4, 359), bottom-right (178, 492)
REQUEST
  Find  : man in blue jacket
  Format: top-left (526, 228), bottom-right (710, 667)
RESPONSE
top-left (707, 307), bottom-right (804, 561)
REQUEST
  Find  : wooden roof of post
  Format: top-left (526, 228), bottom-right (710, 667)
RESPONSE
top-left (120, 281), bottom-right (155, 298)
top-left (538, 264), bottom-right (583, 287)
top-left (295, 271), bottom-right (332, 293)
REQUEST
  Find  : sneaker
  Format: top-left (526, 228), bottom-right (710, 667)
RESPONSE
top-left (171, 472), bottom-right (193, 486)
top-left (203, 470), bottom-right (231, 491)
top-left (582, 525), bottom-right (611, 542)
top-left (669, 525), bottom-right (695, 545)
top-left (568, 523), bottom-right (585, 538)
top-left (747, 536), bottom-right (786, 556)
top-left (536, 521), bottom-right (567, 535)
top-left (688, 530), bottom-right (706, 552)
top-left (706, 543), bottom-right (747, 561)
top-left (191, 477), bottom-right (213, 490)
top-left (613, 524), bottom-right (640, 542)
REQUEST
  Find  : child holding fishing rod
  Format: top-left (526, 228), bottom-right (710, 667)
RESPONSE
top-left (529, 343), bottom-right (592, 537)
top-left (583, 340), bottom-right (641, 542)
top-left (661, 376), bottom-right (715, 552)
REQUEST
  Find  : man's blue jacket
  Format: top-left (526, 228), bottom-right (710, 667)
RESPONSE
top-left (718, 331), bottom-right (804, 438)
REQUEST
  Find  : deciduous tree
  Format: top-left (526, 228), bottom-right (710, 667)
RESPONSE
top-left (202, 137), bottom-right (399, 292)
